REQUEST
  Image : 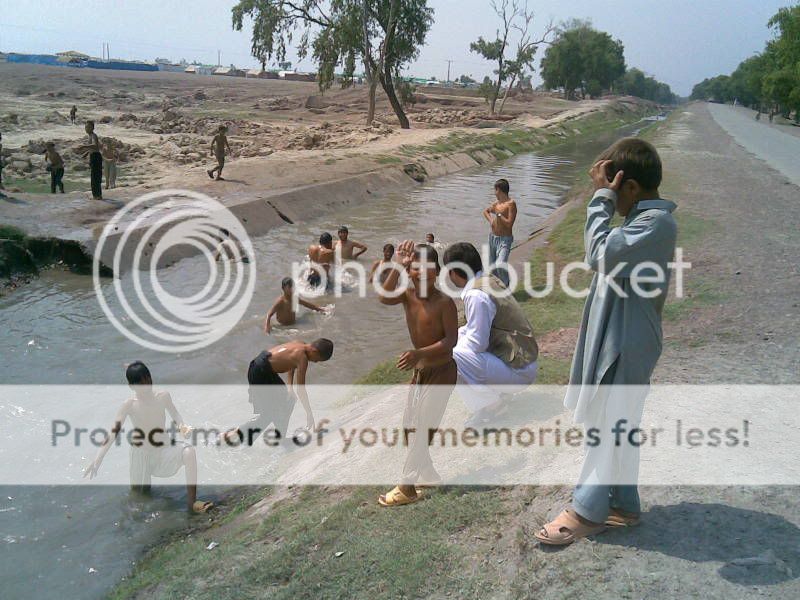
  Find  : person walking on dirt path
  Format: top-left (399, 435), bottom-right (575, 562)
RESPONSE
top-left (207, 125), bottom-right (231, 181)
top-left (536, 138), bottom-right (677, 546)
top-left (78, 121), bottom-right (103, 200)
top-left (69, 105), bottom-right (77, 125)
top-left (482, 178), bottom-right (517, 286)
top-left (44, 142), bottom-right (65, 194)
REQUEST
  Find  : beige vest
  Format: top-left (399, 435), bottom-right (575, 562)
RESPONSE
top-left (474, 274), bottom-right (539, 369)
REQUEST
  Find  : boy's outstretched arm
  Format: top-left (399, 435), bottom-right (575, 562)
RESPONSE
top-left (163, 392), bottom-right (190, 436)
top-left (83, 399), bottom-right (131, 479)
top-left (397, 299), bottom-right (459, 370)
top-left (352, 241), bottom-right (368, 258)
top-left (299, 297), bottom-right (325, 313)
top-left (368, 259), bottom-right (380, 283)
top-left (264, 297), bottom-right (282, 333)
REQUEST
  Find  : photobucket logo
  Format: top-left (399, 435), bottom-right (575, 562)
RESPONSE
top-left (287, 243), bottom-right (690, 302)
top-left (92, 189), bottom-right (256, 353)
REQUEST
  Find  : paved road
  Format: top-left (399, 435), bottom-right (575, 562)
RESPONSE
top-left (707, 102), bottom-right (800, 187)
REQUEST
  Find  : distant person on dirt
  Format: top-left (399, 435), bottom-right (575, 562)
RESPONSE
top-left (307, 232), bottom-right (335, 288)
top-left (264, 277), bottom-right (326, 334)
top-left (482, 178), bottom-right (517, 286)
top-left (535, 138), bottom-right (677, 546)
top-left (334, 225), bottom-right (368, 260)
top-left (44, 142), bottom-right (65, 194)
top-left (425, 233), bottom-right (445, 261)
top-left (368, 243), bottom-right (395, 284)
top-left (82, 361), bottom-right (214, 514)
top-left (69, 105), bottom-right (77, 124)
top-left (102, 139), bottom-right (118, 189)
top-left (218, 340), bottom-right (334, 446)
top-left (207, 125), bottom-right (231, 181)
top-left (78, 120), bottom-right (103, 199)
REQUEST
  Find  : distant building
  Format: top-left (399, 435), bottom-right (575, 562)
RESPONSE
top-left (213, 66), bottom-right (245, 77)
top-left (281, 71), bottom-right (316, 82)
top-left (246, 68), bottom-right (278, 79)
top-left (155, 58), bottom-right (187, 73)
top-left (184, 64), bottom-right (214, 75)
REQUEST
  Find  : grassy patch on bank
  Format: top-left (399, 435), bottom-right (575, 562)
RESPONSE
top-left (112, 486), bottom-right (512, 600)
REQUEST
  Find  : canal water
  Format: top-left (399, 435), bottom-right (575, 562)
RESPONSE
top-left (0, 122), bottom-right (645, 598)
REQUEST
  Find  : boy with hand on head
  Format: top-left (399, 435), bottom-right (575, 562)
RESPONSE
top-left (368, 243), bottom-right (395, 283)
top-left (536, 137), bottom-right (677, 546)
top-left (220, 339), bottom-right (334, 445)
top-left (83, 361), bottom-right (213, 514)
top-left (264, 277), bottom-right (326, 334)
top-left (377, 240), bottom-right (458, 506)
top-left (335, 225), bottom-right (368, 260)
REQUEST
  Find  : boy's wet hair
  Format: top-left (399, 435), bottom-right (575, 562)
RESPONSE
top-left (494, 178), bottom-right (510, 194)
top-left (311, 338), bottom-right (334, 361)
top-left (338, 225), bottom-right (348, 234)
top-left (126, 361), bottom-right (152, 385)
top-left (218, 124), bottom-right (227, 132)
top-left (383, 243), bottom-right (395, 254)
top-left (281, 277), bottom-right (293, 289)
top-left (443, 242), bottom-right (483, 280)
top-left (599, 137), bottom-right (662, 191)
top-left (426, 233), bottom-right (435, 241)
top-left (414, 243), bottom-right (440, 272)
top-left (319, 232), bottom-right (333, 246)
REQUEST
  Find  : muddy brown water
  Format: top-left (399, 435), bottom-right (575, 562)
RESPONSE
top-left (0, 122), bottom-right (645, 598)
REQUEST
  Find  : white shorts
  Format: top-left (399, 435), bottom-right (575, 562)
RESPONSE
top-left (129, 442), bottom-right (187, 485)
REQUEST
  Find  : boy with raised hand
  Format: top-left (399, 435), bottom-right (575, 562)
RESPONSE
top-left (220, 339), bottom-right (334, 446)
top-left (83, 361), bottom-right (213, 514)
top-left (376, 240), bottom-right (458, 506)
top-left (536, 137), bottom-right (677, 545)
top-left (264, 277), bottom-right (326, 334)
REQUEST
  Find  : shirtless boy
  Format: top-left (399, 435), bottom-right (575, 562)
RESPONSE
top-left (264, 277), bottom-right (326, 333)
top-left (335, 225), bottom-right (368, 260)
top-left (307, 232), bottom-right (335, 288)
top-left (368, 243), bottom-right (395, 283)
top-left (207, 125), bottom-right (231, 181)
top-left (220, 339), bottom-right (334, 445)
top-left (69, 105), bottom-right (77, 124)
top-left (83, 361), bottom-right (213, 513)
top-left (482, 178), bottom-right (517, 286)
top-left (44, 142), bottom-right (65, 194)
top-left (377, 240), bottom-right (458, 506)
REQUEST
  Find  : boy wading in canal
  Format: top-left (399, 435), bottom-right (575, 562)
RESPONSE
top-left (264, 277), bottom-right (326, 334)
top-left (207, 125), bottom-right (231, 181)
top-left (536, 138), bottom-right (677, 546)
top-left (220, 339), bottom-right (334, 445)
top-left (83, 361), bottom-right (214, 514)
top-left (483, 178), bottom-right (517, 286)
top-left (377, 241), bottom-right (458, 507)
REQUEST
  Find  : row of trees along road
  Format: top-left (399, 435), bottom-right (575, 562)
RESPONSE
top-left (539, 20), bottom-right (676, 104)
top-left (232, 1), bottom-right (676, 129)
top-left (690, 4), bottom-right (800, 122)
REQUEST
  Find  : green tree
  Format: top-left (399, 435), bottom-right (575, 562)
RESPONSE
top-left (540, 21), bottom-right (625, 100)
top-left (231, 0), bottom-right (433, 129)
top-left (470, 0), bottom-right (553, 114)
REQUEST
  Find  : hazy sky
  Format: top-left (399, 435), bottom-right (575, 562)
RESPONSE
top-left (0, 0), bottom-right (794, 95)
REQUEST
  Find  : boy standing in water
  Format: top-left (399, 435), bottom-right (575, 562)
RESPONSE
top-left (377, 240), bottom-right (458, 506)
top-left (335, 225), bottom-right (368, 260)
top-left (83, 361), bottom-right (213, 513)
top-left (264, 277), bottom-right (326, 334)
top-left (44, 142), bottom-right (65, 194)
top-left (307, 232), bottom-right (335, 288)
top-left (207, 125), bottom-right (231, 181)
top-left (482, 178), bottom-right (517, 286)
top-left (69, 105), bottom-right (77, 124)
top-left (220, 339), bottom-right (334, 445)
top-left (368, 243), bottom-right (395, 283)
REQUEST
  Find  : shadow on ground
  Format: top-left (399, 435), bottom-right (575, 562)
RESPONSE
top-left (598, 502), bottom-right (799, 585)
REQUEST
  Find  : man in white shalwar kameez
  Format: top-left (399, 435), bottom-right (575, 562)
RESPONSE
top-left (442, 242), bottom-right (539, 426)
top-left (537, 138), bottom-right (677, 546)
